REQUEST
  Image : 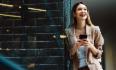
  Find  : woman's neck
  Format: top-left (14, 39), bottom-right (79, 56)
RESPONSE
top-left (75, 20), bottom-right (86, 29)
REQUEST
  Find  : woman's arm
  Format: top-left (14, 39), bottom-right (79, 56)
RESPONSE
top-left (82, 26), bottom-right (104, 58)
top-left (70, 42), bottom-right (81, 56)
top-left (89, 26), bottom-right (104, 58)
top-left (86, 42), bottom-right (102, 58)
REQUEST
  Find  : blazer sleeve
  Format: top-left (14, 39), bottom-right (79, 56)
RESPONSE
top-left (65, 28), bottom-right (77, 48)
top-left (93, 26), bottom-right (104, 58)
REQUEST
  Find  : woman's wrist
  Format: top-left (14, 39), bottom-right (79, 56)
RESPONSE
top-left (89, 43), bottom-right (99, 55)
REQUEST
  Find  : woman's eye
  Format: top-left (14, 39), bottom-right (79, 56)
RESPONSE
top-left (77, 8), bottom-right (82, 10)
top-left (84, 8), bottom-right (87, 10)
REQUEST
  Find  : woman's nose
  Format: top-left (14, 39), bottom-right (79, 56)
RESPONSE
top-left (81, 9), bottom-right (86, 12)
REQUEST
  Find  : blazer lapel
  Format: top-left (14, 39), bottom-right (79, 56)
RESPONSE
top-left (86, 25), bottom-right (92, 37)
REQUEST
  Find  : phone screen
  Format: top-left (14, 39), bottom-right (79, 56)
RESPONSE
top-left (79, 35), bottom-right (87, 39)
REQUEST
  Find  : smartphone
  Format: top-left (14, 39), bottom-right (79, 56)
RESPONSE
top-left (79, 35), bottom-right (87, 39)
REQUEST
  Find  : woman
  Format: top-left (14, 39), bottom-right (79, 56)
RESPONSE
top-left (65, 2), bottom-right (104, 70)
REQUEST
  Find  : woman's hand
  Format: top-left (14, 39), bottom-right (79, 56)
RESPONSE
top-left (80, 39), bottom-right (99, 56)
top-left (70, 40), bottom-right (83, 56)
top-left (75, 39), bottom-right (85, 48)
top-left (79, 39), bottom-right (93, 48)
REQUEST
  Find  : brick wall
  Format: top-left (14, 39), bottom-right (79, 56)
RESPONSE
top-left (0, 0), bottom-right (65, 70)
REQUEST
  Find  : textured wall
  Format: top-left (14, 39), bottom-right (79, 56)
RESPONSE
top-left (0, 0), bottom-right (64, 70)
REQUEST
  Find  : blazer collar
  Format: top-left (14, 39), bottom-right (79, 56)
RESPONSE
top-left (69, 25), bottom-right (92, 36)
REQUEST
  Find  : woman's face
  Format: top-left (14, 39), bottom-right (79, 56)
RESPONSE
top-left (74, 4), bottom-right (88, 20)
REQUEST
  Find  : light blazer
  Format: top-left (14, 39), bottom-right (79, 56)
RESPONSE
top-left (65, 25), bottom-right (104, 70)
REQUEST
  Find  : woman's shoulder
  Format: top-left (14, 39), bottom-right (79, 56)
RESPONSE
top-left (65, 27), bottom-right (74, 35)
top-left (91, 25), bottom-right (100, 30)
top-left (65, 27), bottom-right (73, 32)
top-left (91, 25), bottom-right (101, 33)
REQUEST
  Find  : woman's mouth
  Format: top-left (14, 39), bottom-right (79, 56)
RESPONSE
top-left (80, 14), bottom-right (86, 17)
